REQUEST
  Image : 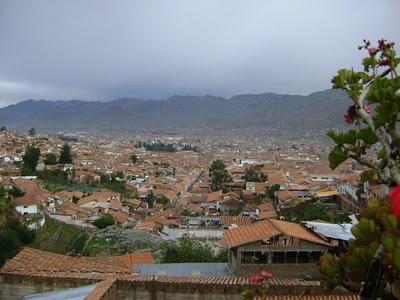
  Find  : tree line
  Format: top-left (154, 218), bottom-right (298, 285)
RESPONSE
top-left (21, 143), bottom-right (73, 175)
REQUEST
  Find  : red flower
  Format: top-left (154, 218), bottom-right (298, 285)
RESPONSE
top-left (380, 58), bottom-right (390, 66)
top-left (364, 105), bottom-right (372, 114)
top-left (260, 271), bottom-right (273, 279)
top-left (344, 105), bottom-right (356, 124)
top-left (251, 275), bottom-right (263, 286)
top-left (390, 187), bottom-right (400, 219)
top-left (378, 39), bottom-right (385, 50)
top-left (368, 48), bottom-right (379, 57)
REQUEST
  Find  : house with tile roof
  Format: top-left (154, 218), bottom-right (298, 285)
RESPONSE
top-left (222, 219), bottom-right (331, 278)
top-left (256, 200), bottom-right (277, 220)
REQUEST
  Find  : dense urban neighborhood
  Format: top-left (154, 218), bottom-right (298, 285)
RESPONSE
top-left (0, 127), bottom-right (380, 299)
top-left (1, 1), bottom-right (399, 299)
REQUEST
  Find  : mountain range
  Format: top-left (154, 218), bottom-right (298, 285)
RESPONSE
top-left (0, 89), bottom-right (350, 133)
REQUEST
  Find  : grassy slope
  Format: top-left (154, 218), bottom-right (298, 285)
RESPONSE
top-left (31, 217), bottom-right (88, 254)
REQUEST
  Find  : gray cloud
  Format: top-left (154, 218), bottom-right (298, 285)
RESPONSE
top-left (0, 0), bottom-right (399, 106)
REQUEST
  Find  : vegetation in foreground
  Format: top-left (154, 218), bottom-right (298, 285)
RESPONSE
top-left (0, 185), bottom-right (35, 266)
top-left (320, 39), bottom-right (400, 298)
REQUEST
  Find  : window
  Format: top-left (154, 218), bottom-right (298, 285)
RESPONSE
top-left (297, 251), bottom-right (310, 263)
top-left (241, 251), bottom-right (266, 264)
top-left (272, 252), bottom-right (285, 264)
top-left (310, 251), bottom-right (322, 262)
top-left (286, 251), bottom-right (297, 263)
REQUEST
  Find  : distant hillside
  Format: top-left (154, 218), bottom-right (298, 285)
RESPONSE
top-left (0, 89), bottom-right (350, 132)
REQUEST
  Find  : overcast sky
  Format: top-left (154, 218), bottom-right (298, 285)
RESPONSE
top-left (0, 0), bottom-right (399, 107)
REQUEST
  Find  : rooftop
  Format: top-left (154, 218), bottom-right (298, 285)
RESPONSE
top-left (222, 219), bottom-right (330, 249)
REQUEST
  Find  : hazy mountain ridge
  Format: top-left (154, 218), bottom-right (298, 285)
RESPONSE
top-left (0, 89), bottom-right (350, 132)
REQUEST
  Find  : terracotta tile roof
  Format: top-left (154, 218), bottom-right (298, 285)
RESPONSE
top-left (129, 198), bottom-right (142, 207)
top-left (0, 247), bottom-right (133, 277)
top-left (223, 219), bottom-right (330, 249)
top-left (257, 201), bottom-right (277, 220)
top-left (276, 190), bottom-right (296, 201)
top-left (136, 219), bottom-right (164, 231)
top-left (113, 252), bottom-right (155, 268)
top-left (158, 189), bottom-right (177, 200)
top-left (55, 191), bottom-right (84, 200)
top-left (78, 191), bottom-right (118, 206)
top-left (118, 275), bottom-right (322, 288)
top-left (13, 192), bottom-right (44, 206)
top-left (223, 220), bottom-right (281, 248)
top-left (206, 190), bottom-right (223, 203)
top-left (109, 199), bottom-right (123, 211)
top-left (12, 178), bottom-right (42, 193)
top-left (254, 296), bottom-right (359, 300)
top-left (269, 219), bottom-right (330, 246)
top-left (158, 208), bottom-right (182, 219)
top-left (220, 215), bottom-right (252, 227)
top-left (108, 210), bottom-right (129, 224)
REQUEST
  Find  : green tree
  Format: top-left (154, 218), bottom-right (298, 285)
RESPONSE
top-left (22, 145), bottom-right (40, 174)
top-left (160, 235), bottom-right (227, 263)
top-left (303, 204), bottom-right (330, 222)
top-left (44, 153), bottom-right (58, 165)
top-left (0, 189), bottom-right (14, 224)
top-left (130, 153), bottom-right (139, 163)
top-left (0, 186), bottom-right (35, 266)
top-left (8, 187), bottom-right (25, 198)
top-left (59, 143), bottom-right (73, 164)
top-left (0, 126), bottom-right (6, 132)
top-left (28, 128), bottom-right (36, 136)
top-left (243, 166), bottom-right (267, 182)
top-left (267, 184), bottom-right (280, 200)
top-left (93, 214), bottom-right (115, 229)
top-left (320, 39), bottom-right (400, 298)
top-left (144, 191), bottom-right (157, 208)
top-left (209, 160), bottom-right (231, 191)
top-left (360, 169), bottom-right (377, 184)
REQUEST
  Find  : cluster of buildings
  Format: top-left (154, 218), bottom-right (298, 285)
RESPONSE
top-left (0, 129), bottom-right (379, 299)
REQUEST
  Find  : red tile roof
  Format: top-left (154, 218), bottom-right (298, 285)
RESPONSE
top-left (220, 215), bottom-right (252, 227)
top-left (254, 296), bottom-right (359, 300)
top-left (113, 252), bottom-right (155, 268)
top-left (222, 219), bottom-right (330, 249)
top-left (258, 201), bottom-right (277, 219)
top-left (206, 190), bottom-right (223, 203)
top-left (0, 247), bottom-right (133, 276)
top-left (223, 220), bottom-right (282, 248)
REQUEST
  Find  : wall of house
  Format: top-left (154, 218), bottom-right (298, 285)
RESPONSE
top-left (239, 263), bottom-right (322, 279)
top-left (15, 204), bottom-right (38, 215)
top-left (231, 241), bottom-right (327, 278)
top-left (116, 282), bottom-right (245, 300)
top-left (0, 275), bottom-right (249, 300)
top-left (0, 275), bottom-right (97, 300)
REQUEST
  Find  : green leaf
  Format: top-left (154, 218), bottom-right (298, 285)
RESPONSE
top-left (358, 127), bottom-right (378, 145)
top-left (328, 146), bottom-right (349, 170)
top-left (382, 232), bottom-right (397, 251)
top-left (393, 249), bottom-right (400, 272)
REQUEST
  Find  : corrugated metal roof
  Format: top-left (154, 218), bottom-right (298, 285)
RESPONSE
top-left (24, 283), bottom-right (97, 300)
top-left (302, 221), bottom-right (354, 241)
